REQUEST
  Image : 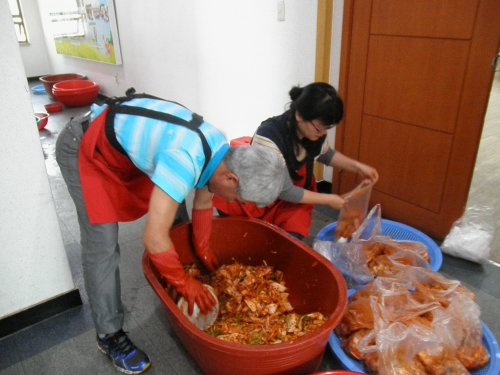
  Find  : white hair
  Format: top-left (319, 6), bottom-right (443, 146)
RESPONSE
top-left (223, 145), bottom-right (285, 207)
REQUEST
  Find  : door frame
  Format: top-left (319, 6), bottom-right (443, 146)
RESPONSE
top-left (314, 0), bottom-right (334, 180)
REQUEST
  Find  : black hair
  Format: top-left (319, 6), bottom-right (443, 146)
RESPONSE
top-left (285, 82), bottom-right (344, 155)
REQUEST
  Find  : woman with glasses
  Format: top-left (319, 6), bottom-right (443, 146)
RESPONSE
top-left (213, 82), bottom-right (378, 240)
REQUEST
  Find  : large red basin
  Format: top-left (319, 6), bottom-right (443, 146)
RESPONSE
top-left (39, 73), bottom-right (86, 100)
top-left (52, 80), bottom-right (99, 107)
top-left (142, 217), bottom-right (348, 375)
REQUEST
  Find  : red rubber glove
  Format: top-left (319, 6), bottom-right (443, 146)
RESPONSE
top-left (192, 208), bottom-right (219, 272)
top-left (149, 248), bottom-right (216, 315)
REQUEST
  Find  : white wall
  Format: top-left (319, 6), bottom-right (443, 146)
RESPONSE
top-left (35, 0), bottom-right (319, 142)
top-left (0, 0), bottom-right (75, 319)
top-left (17, 0), bottom-right (51, 77)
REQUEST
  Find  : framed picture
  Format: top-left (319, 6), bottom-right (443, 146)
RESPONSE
top-left (50, 0), bottom-right (122, 65)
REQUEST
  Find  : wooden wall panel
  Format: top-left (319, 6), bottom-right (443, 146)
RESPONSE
top-left (371, 0), bottom-right (478, 39)
top-left (359, 116), bottom-right (453, 212)
top-left (364, 36), bottom-right (469, 133)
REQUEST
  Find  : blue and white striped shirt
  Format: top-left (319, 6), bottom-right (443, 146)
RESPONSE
top-left (90, 98), bottom-right (229, 203)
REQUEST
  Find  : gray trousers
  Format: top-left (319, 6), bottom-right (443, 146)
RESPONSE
top-left (56, 114), bottom-right (189, 335)
top-left (56, 113), bottom-right (123, 335)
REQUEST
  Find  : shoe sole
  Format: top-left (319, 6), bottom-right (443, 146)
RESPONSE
top-left (97, 343), bottom-right (151, 374)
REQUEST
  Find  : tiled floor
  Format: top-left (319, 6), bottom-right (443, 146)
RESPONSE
top-left (1, 77), bottom-right (499, 375)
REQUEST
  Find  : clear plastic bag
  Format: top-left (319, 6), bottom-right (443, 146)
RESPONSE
top-left (362, 236), bottom-right (430, 278)
top-left (376, 322), bottom-right (439, 375)
top-left (351, 204), bottom-right (383, 241)
top-left (446, 293), bottom-right (490, 369)
top-left (311, 204), bottom-right (381, 265)
top-left (313, 204), bottom-right (432, 288)
top-left (312, 205), bottom-right (381, 288)
top-left (334, 180), bottom-right (374, 241)
top-left (338, 266), bottom-right (489, 374)
top-left (421, 306), bottom-right (470, 374)
top-left (311, 239), bottom-right (336, 264)
top-left (440, 205), bottom-right (495, 263)
top-left (312, 239), bottom-right (374, 288)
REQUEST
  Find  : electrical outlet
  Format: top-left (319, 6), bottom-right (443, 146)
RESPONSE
top-left (277, 1), bottom-right (285, 21)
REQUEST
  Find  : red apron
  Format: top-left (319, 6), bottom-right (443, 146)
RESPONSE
top-left (212, 164), bottom-right (317, 237)
top-left (78, 107), bottom-right (154, 224)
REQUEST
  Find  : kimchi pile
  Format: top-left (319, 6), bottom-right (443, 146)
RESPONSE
top-left (175, 262), bottom-right (327, 345)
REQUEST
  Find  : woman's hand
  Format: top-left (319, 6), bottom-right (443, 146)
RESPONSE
top-left (356, 162), bottom-right (379, 184)
top-left (325, 194), bottom-right (346, 210)
top-left (330, 152), bottom-right (379, 184)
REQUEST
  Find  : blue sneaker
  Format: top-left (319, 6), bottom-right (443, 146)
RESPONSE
top-left (97, 329), bottom-right (151, 374)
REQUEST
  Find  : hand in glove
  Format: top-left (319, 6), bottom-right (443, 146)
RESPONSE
top-left (149, 248), bottom-right (216, 315)
top-left (192, 208), bottom-right (219, 272)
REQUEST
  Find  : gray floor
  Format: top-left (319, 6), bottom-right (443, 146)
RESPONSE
top-left (1, 77), bottom-right (499, 375)
top-left (467, 69), bottom-right (500, 266)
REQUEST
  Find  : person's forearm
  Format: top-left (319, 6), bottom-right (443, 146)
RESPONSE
top-left (142, 185), bottom-right (177, 253)
top-left (143, 218), bottom-right (173, 253)
top-left (300, 189), bottom-right (344, 210)
top-left (329, 151), bottom-right (361, 173)
top-left (300, 190), bottom-right (331, 205)
top-left (193, 186), bottom-right (213, 210)
top-left (329, 152), bottom-right (379, 183)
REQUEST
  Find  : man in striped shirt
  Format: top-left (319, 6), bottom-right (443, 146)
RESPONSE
top-left (56, 93), bottom-right (285, 374)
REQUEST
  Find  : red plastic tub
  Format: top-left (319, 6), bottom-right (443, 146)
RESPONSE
top-left (39, 73), bottom-right (86, 100)
top-left (52, 79), bottom-right (98, 92)
top-left (143, 217), bottom-right (348, 375)
top-left (52, 80), bottom-right (99, 107)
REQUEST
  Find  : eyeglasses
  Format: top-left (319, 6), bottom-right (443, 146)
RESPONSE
top-left (308, 120), bottom-right (335, 133)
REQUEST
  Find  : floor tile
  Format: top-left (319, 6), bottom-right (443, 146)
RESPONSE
top-left (0, 364), bottom-right (25, 375)
top-left (0, 336), bottom-right (21, 372)
top-left (440, 254), bottom-right (500, 301)
top-left (21, 330), bottom-right (120, 375)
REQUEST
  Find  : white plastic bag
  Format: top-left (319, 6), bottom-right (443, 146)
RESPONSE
top-left (440, 205), bottom-right (495, 263)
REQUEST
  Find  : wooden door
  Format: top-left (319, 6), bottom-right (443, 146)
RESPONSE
top-left (336, 0), bottom-right (500, 240)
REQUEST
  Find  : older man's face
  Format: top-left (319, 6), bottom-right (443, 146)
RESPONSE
top-left (207, 179), bottom-right (248, 204)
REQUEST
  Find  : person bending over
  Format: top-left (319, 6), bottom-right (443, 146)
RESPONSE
top-left (56, 89), bottom-right (285, 374)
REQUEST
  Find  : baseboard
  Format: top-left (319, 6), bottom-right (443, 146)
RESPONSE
top-left (27, 76), bottom-right (43, 81)
top-left (0, 288), bottom-right (82, 339)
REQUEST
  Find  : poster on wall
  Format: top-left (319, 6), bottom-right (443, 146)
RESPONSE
top-left (50, 0), bottom-right (122, 65)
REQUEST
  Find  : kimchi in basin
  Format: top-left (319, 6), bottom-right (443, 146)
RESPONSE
top-left (142, 217), bottom-right (348, 375)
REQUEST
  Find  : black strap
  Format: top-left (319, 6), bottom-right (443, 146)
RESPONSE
top-left (104, 88), bottom-right (212, 174)
top-left (105, 87), bottom-right (186, 109)
top-left (266, 115), bottom-right (318, 190)
top-left (81, 119), bottom-right (90, 133)
top-left (106, 88), bottom-right (152, 104)
top-left (304, 156), bottom-right (315, 190)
